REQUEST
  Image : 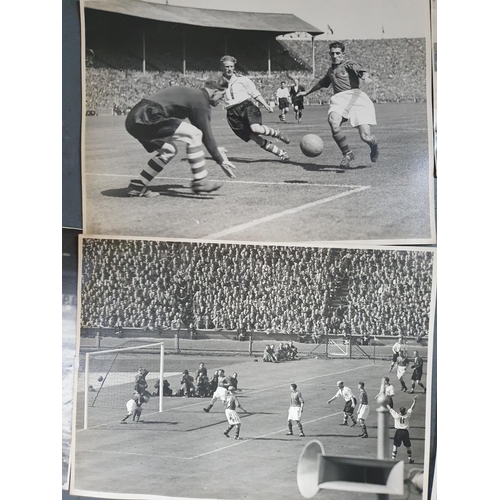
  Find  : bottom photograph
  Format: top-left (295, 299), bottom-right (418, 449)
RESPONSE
top-left (71, 237), bottom-right (436, 500)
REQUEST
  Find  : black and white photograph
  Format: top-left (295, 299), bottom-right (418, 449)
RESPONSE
top-left (70, 235), bottom-right (436, 500)
top-left (82, 0), bottom-right (435, 245)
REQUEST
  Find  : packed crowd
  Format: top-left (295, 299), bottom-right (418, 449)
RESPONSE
top-left (85, 37), bottom-right (426, 112)
top-left (81, 239), bottom-right (434, 338)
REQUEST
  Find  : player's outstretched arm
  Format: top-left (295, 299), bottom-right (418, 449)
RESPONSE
top-left (217, 147), bottom-right (236, 178)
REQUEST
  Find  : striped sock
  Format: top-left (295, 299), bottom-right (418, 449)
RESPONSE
top-left (332, 131), bottom-right (351, 154)
top-left (261, 125), bottom-right (281, 138)
top-left (138, 149), bottom-right (175, 186)
top-left (261, 139), bottom-right (284, 157)
top-left (187, 144), bottom-right (207, 182)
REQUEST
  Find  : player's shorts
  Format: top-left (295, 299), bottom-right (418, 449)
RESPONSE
top-left (386, 397), bottom-right (394, 409)
top-left (328, 89), bottom-right (377, 127)
top-left (392, 352), bottom-right (400, 362)
top-left (343, 400), bottom-right (355, 415)
top-left (213, 386), bottom-right (228, 402)
top-left (396, 366), bottom-right (407, 380)
top-left (278, 98), bottom-right (289, 110)
top-left (394, 429), bottom-right (411, 447)
top-left (358, 404), bottom-right (370, 420)
top-left (126, 400), bottom-right (138, 414)
top-left (411, 370), bottom-right (423, 381)
top-left (288, 406), bottom-right (302, 421)
top-left (225, 100), bottom-right (263, 142)
top-left (125, 99), bottom-right (183, 153)
top-left (225, 409), bottom-right (241, 425)
top-left (291, 98), bottom-right (304, 110)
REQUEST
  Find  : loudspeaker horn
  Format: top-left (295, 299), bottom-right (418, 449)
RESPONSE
top-left (297, 440), bottom-right (405, 498)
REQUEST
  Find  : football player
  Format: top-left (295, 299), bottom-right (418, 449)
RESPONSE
top-left (125, 78), bottom-right (236, 197)
top-left (409, 350), bottom-right (426, 394)
top-left (220, 55), bottom-right (290, 161)
top-left (328, 380), bottom-right (357, 426)
top-left (297, 41), bottom-right (379, 168)
top-left (286, 384), bottom-right (305, 437)
top-left (223, 386), bottom-right (247, 439)
top-left (356, 382), bottom-right (369, 438)
top-left (387, 396), bottom-right (418, 463)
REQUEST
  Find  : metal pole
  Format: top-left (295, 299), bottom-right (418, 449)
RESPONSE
top-left (312, 36), bottom-right (316, 79)
top-left (376, 389), bottom-right (391, 500)
top-left (268, 41), bottom-right (271, 77)
top-left (142, 29), bottom-right (146, 75)
top-left (182, 33), bottom-right (186, 75)
top-left (159, 343), bottom-right (164, 412)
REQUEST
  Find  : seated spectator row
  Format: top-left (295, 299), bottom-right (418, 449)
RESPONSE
top-left (81, 239), bottom-right (433, 338)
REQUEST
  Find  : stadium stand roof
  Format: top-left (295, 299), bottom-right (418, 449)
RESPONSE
top-left (84, 0), bottom-right (323, 35)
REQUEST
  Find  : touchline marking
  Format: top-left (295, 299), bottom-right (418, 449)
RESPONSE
top-left (189, 411), bottom-right (343, 459)
top-left (202, 186), bottom-right (371, 239)
top-left (86, 172), bottom-right (368, 190)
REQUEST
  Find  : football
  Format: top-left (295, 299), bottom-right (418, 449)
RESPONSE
top-left (300, 134), bottom-right (324, 157)
top-left (97, 376), bottom-right (104, 382)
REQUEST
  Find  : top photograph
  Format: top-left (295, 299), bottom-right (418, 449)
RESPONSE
top-left (82, 0), bottom-right (436, 245)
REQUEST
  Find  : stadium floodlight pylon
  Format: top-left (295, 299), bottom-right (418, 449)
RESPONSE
top-left (83, 342), bottom-right (165, 429)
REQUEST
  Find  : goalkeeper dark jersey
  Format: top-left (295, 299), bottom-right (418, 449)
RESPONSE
top-left (127, 86), bottom-right (224, 164)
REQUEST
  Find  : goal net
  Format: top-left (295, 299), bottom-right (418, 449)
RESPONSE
top-left (81, 342), bottom-right (165, 429)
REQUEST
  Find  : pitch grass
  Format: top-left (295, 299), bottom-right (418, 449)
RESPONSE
top-left (83, 104), bottom-right (432, 243)
top-left (72, 354), bottom-right (428, 500)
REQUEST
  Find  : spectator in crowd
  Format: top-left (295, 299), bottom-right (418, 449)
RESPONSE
top-left (196, 374), bottom-right (211, 397)
top-left (228, 372), bottom-right (239, 391)
top-left (80, 241), bottom-right (433, 344)
top-left (263, 344), bottom-right (277, 362)
top-left (180, 369), bottom-right (196, 397)
top-left (153, 378), bottom-right (172, 397)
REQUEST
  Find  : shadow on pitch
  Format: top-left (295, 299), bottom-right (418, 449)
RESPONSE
top-left (101, 185), bottom-right (219, 200)
top-left (229, 156), bottom-right (371, 173)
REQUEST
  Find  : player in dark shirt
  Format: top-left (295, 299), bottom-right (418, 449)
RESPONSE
top-left (289, 77), bottom-right (306, 123)
top-left (297, 41), bottom-right (378, 168)
top-left (125, 78), bottom-right (236, 197)
top-left (409, 351), bottom-right (426, 394)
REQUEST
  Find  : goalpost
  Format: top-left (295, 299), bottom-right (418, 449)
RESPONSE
top-left (83, 342), bottom-right (165, 430)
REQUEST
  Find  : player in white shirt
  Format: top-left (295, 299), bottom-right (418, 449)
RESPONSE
top-left (276, 81), bottom-right (290, 122)
top-left (375, 377), bottom-right (395, 408)
top-left (387, 396), bottom-right (417, 463)
top-left (220, 55), bottom-right (290, 161)
top-left (389, 337), bottom-right (406, 372)
top-left (327, 380), bottom-right (357, 426)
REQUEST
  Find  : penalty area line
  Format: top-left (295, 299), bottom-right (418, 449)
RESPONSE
top-left (189, 411), bottom-right (343, 459)
top-left (201, 186), bottom-right (371, 239)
